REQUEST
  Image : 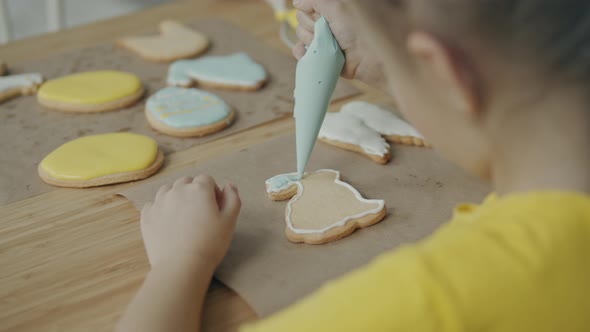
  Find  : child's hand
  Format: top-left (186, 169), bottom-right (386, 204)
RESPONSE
top-left (140, 175), bottom-right (241, 272)
top-left (292, 0), bottom-right (385, 88)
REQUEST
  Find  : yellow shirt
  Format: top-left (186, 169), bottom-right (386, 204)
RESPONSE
top-left (242, 192), bottom-right (590, 332)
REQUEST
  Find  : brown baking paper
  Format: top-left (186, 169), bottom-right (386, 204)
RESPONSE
top-left (119, 134), bottom-right (490, 316)
top-left (0, 18), bottom-right (359, 205)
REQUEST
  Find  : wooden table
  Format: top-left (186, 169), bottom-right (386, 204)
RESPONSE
top-left (0, 1), bottom-right (388, 330)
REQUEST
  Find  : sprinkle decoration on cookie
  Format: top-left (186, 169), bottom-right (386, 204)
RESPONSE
top-left (145, 87), bottom-right (235, 137)
top-left (266, 169), bottom-right (386, 244)
top-left (146, 87), bottom-right (232, 128)
top-left (167, 52), bottom-right (267, 91)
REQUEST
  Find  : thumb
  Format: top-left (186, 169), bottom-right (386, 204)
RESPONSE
top-left (292, 41), bottom-right (307, 60)
top-left (220, 183), bottom-right (241, 224)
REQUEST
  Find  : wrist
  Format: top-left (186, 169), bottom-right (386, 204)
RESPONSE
top-left (150, 255), bottom-right (216, 280)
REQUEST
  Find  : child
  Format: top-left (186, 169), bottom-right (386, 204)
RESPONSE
top-left (117, 0), bottom-right (590, 331)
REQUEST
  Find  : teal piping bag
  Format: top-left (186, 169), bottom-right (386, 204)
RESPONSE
top-left (294, 16), bottom-right (345, 179)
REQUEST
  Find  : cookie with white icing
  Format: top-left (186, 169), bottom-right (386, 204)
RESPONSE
top-left (341, 101), bottom-right (428, 147)
top-left (266, 169), bottom-right (386, 244)
top-left (167, 52), bottom-right (267, 91)
top-left (318, 112), bottom-right (391, 164)
top-left (118, 21), bottom-right (209, 62)
top-left (145, 86), bottom-right (235, 137)
top-left (0, 73), bottom-right (44, 103)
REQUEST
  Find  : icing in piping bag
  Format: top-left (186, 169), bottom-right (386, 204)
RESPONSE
top-left (294, 16), bottom-right (345, 179)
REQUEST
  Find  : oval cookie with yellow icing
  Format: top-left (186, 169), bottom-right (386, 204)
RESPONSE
top-left (37, 70), bottom-right (144, 112)
top-left (38, 133), bottom-right (164, 188)
top-left (145, 86), bottom-right (235, 137)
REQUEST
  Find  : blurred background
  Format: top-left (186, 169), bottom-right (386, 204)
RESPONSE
top-left (0, 0), bottom-right (168, 43)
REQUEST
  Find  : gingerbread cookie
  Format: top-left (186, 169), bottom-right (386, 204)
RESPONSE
top-left (341, 101), bottom-right (428, 147)
top-left (0, 60), bottom-right (6, 75)
top-left (39, 133), bottom-right (163, 188)
top-left (145, 87), bottom-right (235, 137)
top-left (37, 70), bottom-right (144, 112)
top-left (118, 21), bottom-right (209, 62)
top-left (318, 112), bottom-right (391, 164)
top-left (266, 169), bottom-right (386, 244)
top-left (0, 73), bottom-right (44, 103)
top-left (167, 52), bottom-right (267, 91)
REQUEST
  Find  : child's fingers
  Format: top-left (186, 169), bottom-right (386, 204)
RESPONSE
top-left (292, 41), bottom-right (307, 59)
top-left (219, 183), bottom-right (241, 224)
top-left (296, 25), bottom-right (314, 45)
top-left (173, 176), bottom-right (193, 188)
top-left (294, 0), bottom-right (322, 20)
top-left (155, 184), bottom-right (172, 200)
top-left (191, 175), bottom-right (219, 204)
top-left (296, 10), bottom-right (316, 32)
top-left (214, 185), bottom-right (223, 209)
top-left (292, 0), bottom-right (314, 13)
top-left (192, 174), bottom-right (217, 189)
top-left (140, 201), bottom-right (153, 219)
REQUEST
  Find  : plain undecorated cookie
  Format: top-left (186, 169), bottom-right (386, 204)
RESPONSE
top-left (145, 86), bottom-right (235, 137)
top-left (118, 20), bottom-right (209, 62)
top-left (266, 170), bottom-right (386, 244)
top-left (167, 52), bottom-right (267, 91)
top-left (37, 70), bottom-right (144, 112)
top-left (39, 133), bottom-right (164, 188)
top-left (0, 73), bottom-right (44, 103)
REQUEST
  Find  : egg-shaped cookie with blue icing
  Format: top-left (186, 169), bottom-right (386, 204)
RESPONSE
top-left (167, 52), bottom-right (267, 91)
top-left (145, 86), bottom-right (235, 137)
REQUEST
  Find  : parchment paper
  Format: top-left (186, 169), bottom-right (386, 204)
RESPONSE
top-left (119, 134), bottom-right (490, 316)
top-left (0, 18), bottom-right (359, 205)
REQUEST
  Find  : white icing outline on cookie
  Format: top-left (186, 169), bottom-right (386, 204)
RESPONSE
top-left (266, 169), bottom-right (385, 234)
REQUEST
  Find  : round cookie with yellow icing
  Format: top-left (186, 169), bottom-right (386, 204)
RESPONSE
top-left (145, 86), bottom-right (235, 137)
top-left (37, 70), bottom-right (144, 112)
top-left (38, 133), bottom-right (164, 188)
